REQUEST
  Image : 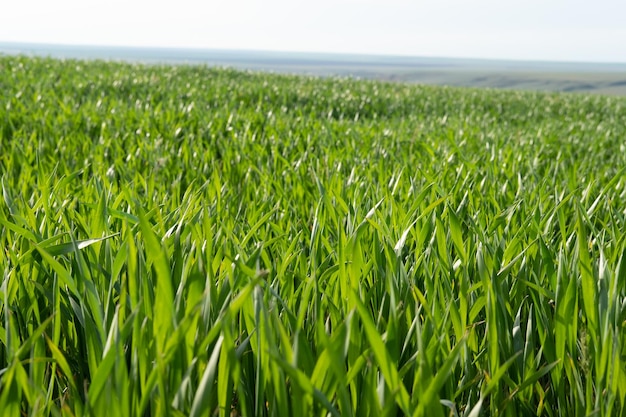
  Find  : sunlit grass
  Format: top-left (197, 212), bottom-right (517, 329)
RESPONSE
top-left (1, 55), bottom-right (626, 416)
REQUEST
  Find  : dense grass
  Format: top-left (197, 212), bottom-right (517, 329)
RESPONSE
top-left (1, 55), bottom-right (626, 416)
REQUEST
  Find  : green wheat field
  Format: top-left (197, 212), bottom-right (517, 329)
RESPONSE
top-left (1, 56), bottom-right (626, 416)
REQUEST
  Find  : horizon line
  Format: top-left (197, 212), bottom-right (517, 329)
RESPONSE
top-left (3, 40), bottom-right (626, 67)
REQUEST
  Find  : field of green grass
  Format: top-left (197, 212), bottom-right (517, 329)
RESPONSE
top-left (1, 55), bottom-right (626, 416)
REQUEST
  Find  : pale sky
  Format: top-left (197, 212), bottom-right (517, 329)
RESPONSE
top-left (1, 0), bottom-right (625, 63)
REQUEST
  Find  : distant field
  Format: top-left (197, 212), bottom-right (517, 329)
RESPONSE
top-left (377, 70), bottom-right (626, 96)
top-left (1, 56), bottom-right (626, 416)
top-left (2, 42), bottom-right (626, 95)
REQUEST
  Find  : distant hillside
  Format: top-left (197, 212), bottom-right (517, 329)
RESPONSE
top-left (2, 42), bottom-right (626, 95)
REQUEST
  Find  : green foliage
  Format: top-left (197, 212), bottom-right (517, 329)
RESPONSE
top-left (1, 55), bottom-right (626, 416)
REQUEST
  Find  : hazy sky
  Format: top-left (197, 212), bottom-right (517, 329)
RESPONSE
top-left (2, 0), bottom-right (625, 63)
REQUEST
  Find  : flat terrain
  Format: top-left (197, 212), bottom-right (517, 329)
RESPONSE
top-left (2, 42), bottom-right (626, 95)
top-left (1, 56), bottom-right (626, 416)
